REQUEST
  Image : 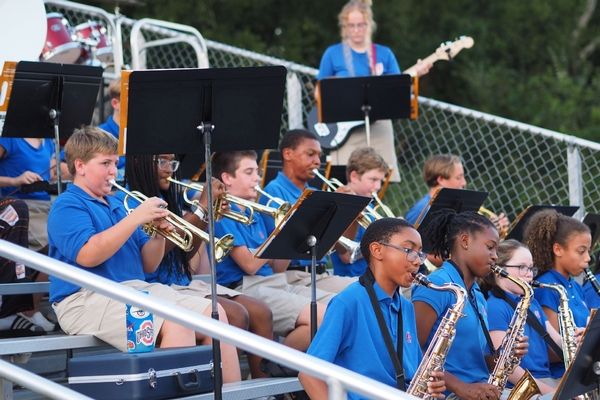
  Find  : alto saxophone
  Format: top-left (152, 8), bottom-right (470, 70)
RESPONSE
top-left (407, 273), bottom-right (467, 399)
top-left (489, 266), bottom-right (540, 399)
top-left (532, 281), bottom-right (598, 400)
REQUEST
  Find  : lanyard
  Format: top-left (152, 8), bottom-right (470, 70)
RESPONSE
top-left (448, 260), bottom-right (496, 355)
top-left (359, 268), bottom-right (405, 390)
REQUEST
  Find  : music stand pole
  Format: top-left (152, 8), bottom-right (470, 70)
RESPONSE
top-left (308, 235), bottom-right (318, 339)
top-left (49, 110), bottom-right (62, 196)
top-left (362, 105), bottom-right (371, 147)
top-left (198, 121), bottom-right (223, 400)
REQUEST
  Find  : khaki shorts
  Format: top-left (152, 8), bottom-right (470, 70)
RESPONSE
top-left (170, 280), bottom-right (241, 298)
top-left (284, 270), bottom-right (356, 301)
top-left (328, 119), bottom-right (400, 182)
top-left (23, 199), bottom-right (51, 252)
top-left (233, 274), bottom-right (333, 336)
top-left (53, 280), bottom-right (211, 352)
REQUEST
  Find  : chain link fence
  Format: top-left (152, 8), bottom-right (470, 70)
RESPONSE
top-left (46, 0), bottom-right (600, 222)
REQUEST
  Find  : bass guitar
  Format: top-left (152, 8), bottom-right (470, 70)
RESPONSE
top-left (309, 36), bottom-right (474, 150)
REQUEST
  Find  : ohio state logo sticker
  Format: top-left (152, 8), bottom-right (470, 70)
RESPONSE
top-left (136, 320), bottom-right (154, 346)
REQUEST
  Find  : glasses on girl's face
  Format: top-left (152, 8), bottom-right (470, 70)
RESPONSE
top-left (496, 264), bottom-right (538, 277)
top-left (345, 22), bottom-right (367, 31)
top-left (155, 159), bottom-right (180, 172)
top-left (378, 242), bottom-right (428, 264)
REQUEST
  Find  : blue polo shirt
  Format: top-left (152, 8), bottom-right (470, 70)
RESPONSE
top-left (405, 193), bottom-right (431, 226)
top-left (307, 280), bottom-right (421, 399)
top-left (534, 269), bottom-right (590, 378)
top-left (48, 184), bottom-right (149, 304)
top-left (331, 224), bottom-right (367, 277)
top-left (0, 138), bottom-right (55, 201)
top-left (411, 261), bottom-right (491, 394)
top-left (583, 274), bottom-right (600, 309)
top-left (487, 290), bottom-right (552, 384)
top-left (261, 172), bottom-right (327, 267)
top-left (213, 203), bottom-right (274, 287)
top-left (316, 43), bottom-right (401, 79)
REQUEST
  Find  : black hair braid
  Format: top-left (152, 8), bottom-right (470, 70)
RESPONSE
top-left (124, 155), bottom-right (192, 282)
top-left (423, 209), bottom-right (495, 260)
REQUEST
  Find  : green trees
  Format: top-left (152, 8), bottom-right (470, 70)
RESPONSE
top-left (117, 0), bottom-right (600, 140)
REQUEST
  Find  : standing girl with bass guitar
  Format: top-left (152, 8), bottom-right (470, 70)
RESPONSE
top-left (314, 0), bottom-right (431, 183)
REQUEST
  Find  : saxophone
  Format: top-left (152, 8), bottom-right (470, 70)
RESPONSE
top-left (531, 281), bottom-right (598, 400)
top-left (407, 273), bottom-right (467, 399)
top-left (489, 266), bottom-right (540, 399)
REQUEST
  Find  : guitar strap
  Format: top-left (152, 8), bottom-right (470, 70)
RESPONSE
top-left (370, 43), bottom-right (377, 75)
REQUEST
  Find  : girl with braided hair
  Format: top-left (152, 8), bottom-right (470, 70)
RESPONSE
top-left (412, 209), bottom-right (528, 400)
top-left (522, 209), bottom-right (590, 378)
top-left (122, 153), bottom-right (274, 379)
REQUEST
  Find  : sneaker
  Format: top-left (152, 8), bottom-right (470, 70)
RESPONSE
top-left (0, 315), bottom-right (46, 338)
top-left (17, 311), bottom-right (56, 332)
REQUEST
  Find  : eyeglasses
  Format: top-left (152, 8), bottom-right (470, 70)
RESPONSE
top-left (378, 242), bottom-right (428, 264)
top-left (155, 159), bottom-right (180, 172)
top-left (496, 264), bottom-right (538, 277)
top-left (345, 22), bottom-right (367, 31)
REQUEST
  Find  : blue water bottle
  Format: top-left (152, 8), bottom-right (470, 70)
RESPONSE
top-left (126, 291), bottom-right (155, 353)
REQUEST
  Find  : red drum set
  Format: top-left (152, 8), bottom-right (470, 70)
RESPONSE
top-left (40, 13), bottom-right (113, 66)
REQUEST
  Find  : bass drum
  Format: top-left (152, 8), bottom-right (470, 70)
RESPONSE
top-left (40, 13), bottom-right (81, 64)
top-left (74, 21), bottom-right (113, 64)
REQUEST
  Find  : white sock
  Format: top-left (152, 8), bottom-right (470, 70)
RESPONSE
top-left (0, 315), bottom-right (17, 330)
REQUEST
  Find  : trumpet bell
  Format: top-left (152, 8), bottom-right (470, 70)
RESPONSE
top-left (215, 234), bottom-right (235, 262)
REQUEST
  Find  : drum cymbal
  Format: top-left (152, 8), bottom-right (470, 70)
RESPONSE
top-left (0, 0), bottom-right (47, 68)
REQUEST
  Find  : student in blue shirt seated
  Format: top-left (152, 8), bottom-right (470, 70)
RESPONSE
top-left (48, 126), bottom-right (241, 382)
top-left (123, 152), bottom-right (274, 379)
top-left (299, 218), bottom-right (445, 399)
top-left (479, 239), bottom-right (564, 396)
top-left (261, 129), bottom-right (356, 293)
top-left (523, 209), bottom-right (591, 379)
top-left (412, 209), bottom-right (528, 400)
top-left (330, 147), bottom-right (390, 277)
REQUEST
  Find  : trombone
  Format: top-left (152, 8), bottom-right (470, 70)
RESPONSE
top-left (253, 186), bottom-right (292, 226)
top-left (110, 180), bottom-right (234, 262)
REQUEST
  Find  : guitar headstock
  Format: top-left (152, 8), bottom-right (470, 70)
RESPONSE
top-left (434, 36), bottom-right (474, 61)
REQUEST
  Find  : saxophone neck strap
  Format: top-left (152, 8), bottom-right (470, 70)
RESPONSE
top-left (490, 286), bottom-right (564, 361)
top-left (359, 268), bottom-right (405, 390)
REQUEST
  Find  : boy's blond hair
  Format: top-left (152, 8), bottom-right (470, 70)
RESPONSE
top-left (65, 126), bottom-right (118, 176)
top-left (346, 147), bottom-right (389, 181)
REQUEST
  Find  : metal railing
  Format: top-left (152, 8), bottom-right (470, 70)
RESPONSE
top-left (0, 240), bottom-right (416, 400)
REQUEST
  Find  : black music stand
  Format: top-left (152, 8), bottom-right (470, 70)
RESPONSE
top-left (121, 66), bottom-right (286, 399)
top-left (2, 61), bottom-right (102, 195)
top-left (255, 189), bottom-right (371, 338)
top-left (552, 311), bottom-right (600, 400)
top-left (414, 188), bottom-right (488, 254)
top-left (502, 205), bottom-right (579, 243)
top-left (317, 74), bottom-right (412, 147)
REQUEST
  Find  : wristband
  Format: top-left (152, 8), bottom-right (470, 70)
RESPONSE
top-left (191, 204), bottom-right (209, 223)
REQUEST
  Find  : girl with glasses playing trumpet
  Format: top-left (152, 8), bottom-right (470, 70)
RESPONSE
top-left (123, 153), bottom-right (274, 379)
top-left (522, 209), bottom-right (591, 379)
top-left (478, 240), bottom-right (563, 397)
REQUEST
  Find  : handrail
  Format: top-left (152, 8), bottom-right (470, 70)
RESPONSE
top-left (0, 359), bottom-right (92, 400)
top-left (0, 240), bottom-right (417, 400)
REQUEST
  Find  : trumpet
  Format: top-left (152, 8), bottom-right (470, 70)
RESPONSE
top-left (167, 177), bottom-right (252, 226)
top-left (371, 192), bottom-right (395, 218)
top-left (110, 180), bottom-right (234, 262)
top-left (311, 168), bottom-right (385, 229)
top-left (479, 206), bottom-right (507, 234)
